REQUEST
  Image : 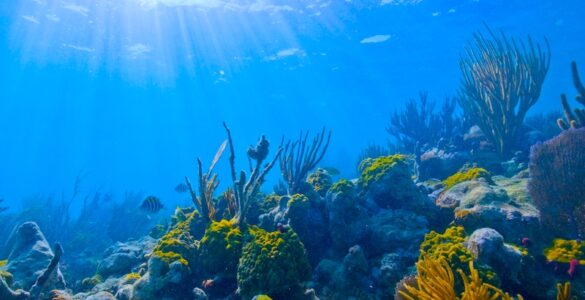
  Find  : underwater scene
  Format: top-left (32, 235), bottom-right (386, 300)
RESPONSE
top-left (1, 0), bottom-right (585, 299)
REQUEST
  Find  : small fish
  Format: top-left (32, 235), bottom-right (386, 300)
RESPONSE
top-left (202, 279), bottom-right (214, 289)
top-left (321, 167), bottom-right (340, 176)
top-left (568, 259), bottom-right (579, 278)
top-left (521, 237), bottom-right (531, 247)
top-left (140, 196), bottom-right (164, 213)
top-left (174, 183), bottom-right (189, 193)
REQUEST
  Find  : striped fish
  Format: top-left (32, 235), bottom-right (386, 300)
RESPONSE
top-left (140, 196), bottom-right (164, 213)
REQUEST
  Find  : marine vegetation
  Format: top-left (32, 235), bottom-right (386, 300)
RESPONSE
top-left (237, 226), bottom-right (311, 299)
top-left (528, 127), bottom-right (585, 239)
top-left (557, 61), bottom-right (585, 130)
top-left (399, 257), bottom-right (521, 300)
top-left (459, 27), bottom-right (550, 158)
top-left (280, 127), bottom-right (331, 195)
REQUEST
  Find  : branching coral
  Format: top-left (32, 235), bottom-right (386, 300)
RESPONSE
top-left (399, 257), bottom-right (522, 300)
top-left (280, 128), bottom-right (331, 195)
top-left (556, 282), bottom-right (576, 300)
top-left (185, 140), bottom-right (227, 223)
top-left (223, 122), bottom-right (283, 230)
top-left (558, 62), bottom-right (585, 130)
top-left (459, 26), bottom-right (550, 158)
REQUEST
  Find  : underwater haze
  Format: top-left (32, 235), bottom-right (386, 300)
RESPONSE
top-left (0, 0), bottom-right (585, 299)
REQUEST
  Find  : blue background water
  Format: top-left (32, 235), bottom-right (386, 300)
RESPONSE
top-left (0, 0), bottom-right (584, 210)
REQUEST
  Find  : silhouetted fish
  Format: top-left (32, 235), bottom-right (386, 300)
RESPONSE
top-left (174, 183), bottom-right (189, 193)
top-left (140, 196), bottom-right (164, 213)
top-left (321, 167), bottom-right (340, 176)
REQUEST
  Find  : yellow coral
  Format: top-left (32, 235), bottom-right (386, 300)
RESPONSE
top-left (359, 154), bottom-right (409, 188)
top-left (556, 282), bottom-right (576, 300)
top-left (544, 239), bottom-right (585, 264)
top-left (123, 272), bottom-right (142, 282)
top-left (400, 257), bottom-right (523, 300)
top-left (443, 167), bottom-right (491, 190)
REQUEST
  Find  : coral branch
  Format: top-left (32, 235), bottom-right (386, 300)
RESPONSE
top-left (558, 61), bottom-right (585, 130)
top-left (459, 26), bottom-right (550, 158)
top-left (280, 128), bottom-right (331, 194)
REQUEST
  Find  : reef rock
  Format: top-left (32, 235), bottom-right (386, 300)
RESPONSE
top-left (97, 237), bottom-right (156, 278)
top-left (465, 228), bottom-right (523, 284)
top-left (359, 155), bottom-right (428, 211)
top-left (436, 177), bottom-right (539, 241)
top-left (85, 291), bottom-right (116, 300)
top-left (285, 194), bottom-right (329, 264)
top-left (419, 148), bottom-right (469, 180)
top-left (5, 222), bottom-right (65, 290)
top-left (366, 209), bottom-right (428, 257)
top-left (326, 179), bottom-right (369, 251)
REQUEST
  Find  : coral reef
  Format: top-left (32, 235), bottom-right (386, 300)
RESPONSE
top-left (459, 27), bottom-right (550, 158)
top-left (528, 127), bottom-right (585, 239)
top-left (442, 166), bottom-right (492, 190)
top-left (237, 226), bottom-right (311, 299)
top-left (359, 155), bottom-right (427, 210)
top-left (199, 219), bottom-right (243, 276)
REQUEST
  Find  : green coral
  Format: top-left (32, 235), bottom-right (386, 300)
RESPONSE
top-left (253, 295), bottom-right (273, 300)
top-left (237, 227), bottom-right (311, 299)
top-left (359, 154), bottom-right (409, 189)
top-left (443, 167), bottom-right (492, 190)
top-left (306, 168), bottom-right (333, 196)
top-left (199, 219), bottom-right (243, 275)
top-left (152, 211), bottom-right (200, 267)
top-left (81, 274), bottom-right (103, 290)
top-left (544, 239), bottom-right (585, 264)
top-left (329, 179), bottom-right (355, 196)
top-left (287, 194), bottom-right (310, 210)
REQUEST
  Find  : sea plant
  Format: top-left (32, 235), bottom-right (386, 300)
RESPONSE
top-left (557, 61), bottom-right (585, 130)
top-left (459, 26), bottom-right (550, 158)
top-left (280, 127), bottom-right (331, 195)
top-left (442, 166), bottom-right (492, 190)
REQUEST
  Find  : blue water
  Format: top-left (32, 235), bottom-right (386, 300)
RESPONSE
top-left (0, 0), bottom-right (584, 209)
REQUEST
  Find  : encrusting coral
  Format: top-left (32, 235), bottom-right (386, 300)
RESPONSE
top-left (237, 226), bottom-right (311, 300)
top-left (198, 219), bottom-right (243, 276)
top-left (442, 166), bottom-right (492, 190)
top-left (543, 239), bottom-right (585, 264)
